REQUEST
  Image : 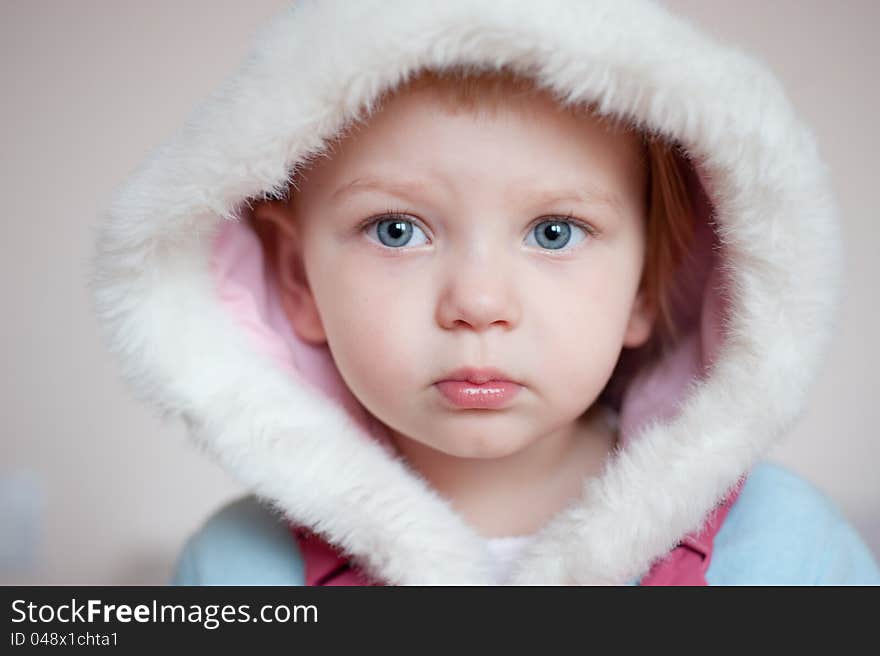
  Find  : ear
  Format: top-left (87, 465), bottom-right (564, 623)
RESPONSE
top-left (622, 283), bottom-right (656, 349)
top-left (251, 200), bottom-right (327, 345)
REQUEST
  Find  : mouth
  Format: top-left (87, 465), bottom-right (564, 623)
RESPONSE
top-left (434, 367), bottom-right (523, 409)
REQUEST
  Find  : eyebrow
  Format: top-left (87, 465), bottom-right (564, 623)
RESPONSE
top-left (329, 176), bottom-right (625, 215)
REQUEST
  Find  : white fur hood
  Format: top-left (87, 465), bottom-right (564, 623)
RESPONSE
top-left (89, 0), bottom-right (843, 585)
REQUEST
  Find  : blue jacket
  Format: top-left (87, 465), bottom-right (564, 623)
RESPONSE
top-left (171, 461), bottom-right (880, 586)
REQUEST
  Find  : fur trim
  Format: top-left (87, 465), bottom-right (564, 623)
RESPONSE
top-left (89, 0), bottom-right (842, 584)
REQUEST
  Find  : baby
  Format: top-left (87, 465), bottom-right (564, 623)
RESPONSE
top-left (249, 67), bottom-right (692, 540)
top-left (91, 1), bottom-right (879, 586)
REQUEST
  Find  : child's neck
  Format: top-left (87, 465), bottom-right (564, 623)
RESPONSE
top-left (389, 404), bottom-right (618, 539)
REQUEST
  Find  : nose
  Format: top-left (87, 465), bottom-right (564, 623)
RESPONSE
top-left (435, 246), bottom-right (521, 332)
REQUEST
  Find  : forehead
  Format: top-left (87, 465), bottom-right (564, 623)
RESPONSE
top-left (290, 82), bottom-right (647, 217)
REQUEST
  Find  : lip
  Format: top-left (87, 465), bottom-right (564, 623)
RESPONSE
top-left (434, 367), bottom-right (522, 410)
top-left (437, 367), bottom-right (520, 385)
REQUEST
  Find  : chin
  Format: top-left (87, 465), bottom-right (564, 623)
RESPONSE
top-left (433, 435), bottom-right (530, 460)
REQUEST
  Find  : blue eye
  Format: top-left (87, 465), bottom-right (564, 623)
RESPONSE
top-left (368, 216), bottom-right (429, 248)
top-left (525, 219), bottom-right (589, 251)
top-left (363, 212), bottom-right (593, 252)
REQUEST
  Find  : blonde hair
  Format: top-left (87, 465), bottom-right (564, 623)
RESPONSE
top-left (258, 65), bottom-right (696, 359)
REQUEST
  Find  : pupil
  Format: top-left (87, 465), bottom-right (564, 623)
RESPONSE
top-left (545, 224), bottom-right (561, 240)
top-left (389, 222), bottom-right (405, 239)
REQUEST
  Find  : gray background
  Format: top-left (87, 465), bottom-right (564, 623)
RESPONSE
top-left (1, 0), bottom-right (877, 584)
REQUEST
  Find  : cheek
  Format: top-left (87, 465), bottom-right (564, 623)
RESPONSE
top-left (308, 253), bottom-right (429, 400)
top-left (530, 255), bottom-right (638, 386)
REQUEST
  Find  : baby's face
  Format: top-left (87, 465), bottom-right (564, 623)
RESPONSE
top-left (278, 86), bottom-right (652, 459)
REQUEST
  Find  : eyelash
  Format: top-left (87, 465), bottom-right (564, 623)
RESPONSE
top-left (355, 207), bottom-right (599, 251)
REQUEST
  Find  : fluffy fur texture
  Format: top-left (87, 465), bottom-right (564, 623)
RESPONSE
top-left (89, 0), bottom-right (842, 584)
